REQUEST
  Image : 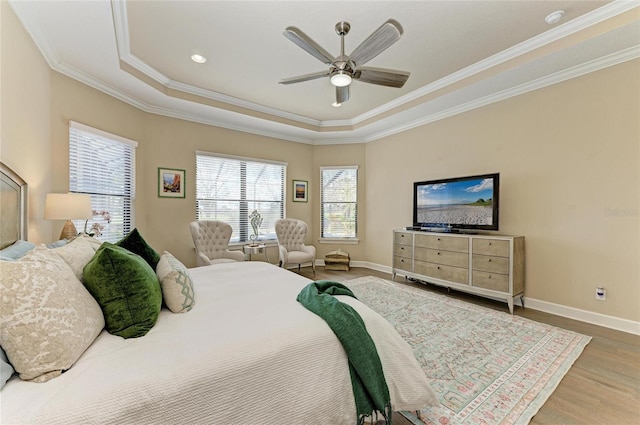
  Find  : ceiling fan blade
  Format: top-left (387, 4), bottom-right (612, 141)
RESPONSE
top-left (354, 67), bottom-right (410, 88)
top-left (336, 85), bottom-right (350, 104)
top-left (279, 71), bottom-right (330, 85)
top-left (284, 27), bottom-right (335, 65)
top-left (349, 19), bottom-right (402, 67)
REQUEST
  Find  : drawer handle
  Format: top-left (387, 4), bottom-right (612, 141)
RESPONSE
top-left (488, 242), bottom-right (492, 246)
top-left (401, 234), bottom-right (405, 238)
top-left (400, 247), bottom-right (404, 250)
top-left (437, 252), bottom-right (441, 255)
top-left (488, 275), bottom-right (492, 279)
top-left (400, 259), bottom-right (405, 263)
top-left (437, 266), bottom-right (441, 270)
top-left (487, 259), bottom-right (492, 262)
top-left (437, 238), bottom-right (441, 241)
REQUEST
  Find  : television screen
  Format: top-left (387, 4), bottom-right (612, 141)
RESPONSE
top-left (413, 173), bottom-right (499, 231)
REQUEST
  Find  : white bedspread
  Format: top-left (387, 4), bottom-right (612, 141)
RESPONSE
top-left (1, 262), bottom-right (436, 424)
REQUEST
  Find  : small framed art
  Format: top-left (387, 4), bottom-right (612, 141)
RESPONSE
top-left (158, 167), bottom-right (185, 198)
top-left (292, 179), bottom-right (308, 202)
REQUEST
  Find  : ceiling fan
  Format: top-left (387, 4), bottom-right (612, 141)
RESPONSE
top-left (279, 20), bottom-right (410, 105)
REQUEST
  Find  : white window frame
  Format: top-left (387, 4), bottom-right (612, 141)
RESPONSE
top-left (69, 121), bottom-right (137, 243)
top-left (320, 165), bottom-right (359, 243)
top-left (195, 151), bottom-right (287, 245)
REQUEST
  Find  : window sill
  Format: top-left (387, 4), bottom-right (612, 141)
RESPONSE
top-left (318, 238), bottom-right (359, 245)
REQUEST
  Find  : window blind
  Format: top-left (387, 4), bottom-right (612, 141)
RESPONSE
top-left (196, 152), bottom-right (286, 243)
top-left (69, 121), bottom-right (137, 243)
top-left (320, 166), bottom-right (358, 239)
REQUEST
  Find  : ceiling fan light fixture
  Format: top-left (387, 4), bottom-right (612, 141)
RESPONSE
top-left (330, 70), bottom-right (352, 87)
top-left (332, 101), bottom-right (342, 107)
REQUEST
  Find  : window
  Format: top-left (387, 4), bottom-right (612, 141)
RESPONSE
top-left (195, 151), bottom-right (286, 243)
top-left (69, 121), bottom-right (137, 243)
top-left (321, 166), bottom-right (358, 239)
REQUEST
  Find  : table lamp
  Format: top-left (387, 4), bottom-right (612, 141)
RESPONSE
top-left (44, 193), bottom-right (94, 240)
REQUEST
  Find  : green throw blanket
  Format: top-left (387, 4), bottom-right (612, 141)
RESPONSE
top-left (297, 280), bottom-right (392, 425)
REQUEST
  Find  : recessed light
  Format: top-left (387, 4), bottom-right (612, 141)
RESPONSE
top-left (545, 10), bottom-right (565, 25)
top-left (191, 54), bottom-right (207, 64)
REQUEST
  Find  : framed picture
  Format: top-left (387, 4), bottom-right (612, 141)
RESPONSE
top-left (292, 179), bottom-right (308, 202)
top-left (158, 167), bottom-right (185, 198)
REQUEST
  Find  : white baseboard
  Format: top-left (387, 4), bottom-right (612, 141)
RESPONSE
top-left (327, 261), bottom-right (640, 336)
top-left (522, 298), bottom-right (640, 336)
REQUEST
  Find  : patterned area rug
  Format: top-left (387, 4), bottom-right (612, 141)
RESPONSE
top-left (344, 276), bottom-right (591, 425)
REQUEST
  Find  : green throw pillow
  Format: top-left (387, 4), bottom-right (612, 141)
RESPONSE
top-left (116, 228), bottom-right (161, 269)
top-left (83, 243), bottom-right (162, 339)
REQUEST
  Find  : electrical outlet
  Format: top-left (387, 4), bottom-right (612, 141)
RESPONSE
top-left (595, 287), bottom-right (606, 301)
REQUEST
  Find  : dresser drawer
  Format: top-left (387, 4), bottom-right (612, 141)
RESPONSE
top-left (415, 234), bottom-right (468, 253)
top-left (472, 238), bottom-right (510, 257)
top-left (472, 254), bottom-right (509, 274)
top-left (394, 256), bottom-right (412, 272)
top-left (472, 271), bottom-right (509, 292)
top-left (394, 244), bottom-right (412, 259)
top-left (415, 261), bottom-right (468, 284)
top-left (394, 232), bottom-right (413, 246)
top-left (415, 248), bottom-right (468, 269)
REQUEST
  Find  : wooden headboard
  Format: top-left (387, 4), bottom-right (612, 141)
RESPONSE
top-left (1, 162), bottom-right (28, 249)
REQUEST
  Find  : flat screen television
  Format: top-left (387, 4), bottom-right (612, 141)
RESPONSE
top-left (413, 173), bottom-right (499, 232)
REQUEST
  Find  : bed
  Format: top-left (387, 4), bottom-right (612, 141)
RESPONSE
top-left (0, 162), bottom-right (437, 424)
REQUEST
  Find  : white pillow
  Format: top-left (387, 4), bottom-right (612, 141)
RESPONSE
top-left (80, 233), bottom-right (104, 252)
top-left (0, 248), bottom-right (104, 382)
top-left (156, 251), bottom-right (196, 313)
top-left (51, 234), bottom-right (100, 281)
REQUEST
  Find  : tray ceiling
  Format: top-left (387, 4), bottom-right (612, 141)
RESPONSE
top-left (9, 1), bottom-right (640, 144)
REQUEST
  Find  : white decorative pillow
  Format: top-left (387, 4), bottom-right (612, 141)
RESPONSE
top-left (81, 233), bottom-right (104, 252)
top-left (156, 251), bottom-right (196, 313)
top-left (51, 234), bottom-right (100, 281)
top-left (0, 248), bottom-right (104, 382)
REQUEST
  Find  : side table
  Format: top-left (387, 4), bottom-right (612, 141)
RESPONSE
top-left (243, 244), bottom-right (270, 263)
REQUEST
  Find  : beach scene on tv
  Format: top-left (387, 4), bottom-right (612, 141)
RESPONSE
top-left (416, 178), bottom-right (494, 226)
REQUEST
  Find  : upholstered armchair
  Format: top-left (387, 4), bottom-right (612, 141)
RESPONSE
top-left (189, 220), bottom-right (245, 266)
top-left (275, 218), bottom-right (315, 274)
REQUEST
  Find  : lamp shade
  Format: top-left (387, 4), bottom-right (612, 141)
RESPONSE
top-left (44, 193), bottom-right (94, 220)
top-left (45, 193), bottom-right (94, 240)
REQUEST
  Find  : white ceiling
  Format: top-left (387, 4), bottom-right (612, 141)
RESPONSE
top-left (9, 0), bottom-right (640, 144)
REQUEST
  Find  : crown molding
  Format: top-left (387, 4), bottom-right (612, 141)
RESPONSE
top-left (350, 0), bottom-right (640, 125)
top-left (167, 80), bottom-right (321, 127)
top-left (110, 0), bottom-right (321, 128)
top-left (109, 0), bottom-right (640, 131)
top-left (357, 45), bottom-right (640, 144)
top-left (8, 0), bottom-right (640, 146)
top-left (8, 0), bottom-right (61, 67)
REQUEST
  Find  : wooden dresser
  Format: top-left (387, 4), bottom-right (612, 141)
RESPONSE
top-left (393, 230), bottom-right (525, 313)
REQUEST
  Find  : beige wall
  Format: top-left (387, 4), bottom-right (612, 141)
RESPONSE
top-left (1, 2), bottom-right (52, 244)
top-left (50, 74), bottom-right (317, 266)
top-left (3, 4), bottom-right (638, 323)
top-left (365, 60), bottom-right (640, 322)
top-left (142, 114), bottom-right (314, 266)
top-left (49, 73), bottom-right (147, 237)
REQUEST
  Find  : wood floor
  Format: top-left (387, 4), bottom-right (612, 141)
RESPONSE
top-left (294, 266), bottom-right (640, 425)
